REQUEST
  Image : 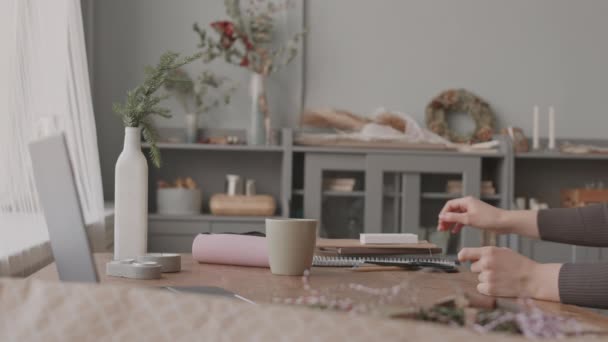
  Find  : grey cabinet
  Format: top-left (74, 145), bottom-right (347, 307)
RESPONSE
top-left (144, 129), bottom-right (608, 263)
top-left (365, 154), bottom-right (483, 250)
top-left (148, 215), bottom-right (266, 253)
top-left (148, 217), bottom-right (211, 253)
top-left (300, 149), bottom-right (510, 253)
top-left (303, 153), bottom-right (366, 238)
top-left (514, 153), bottom-right (608, 263)
top-left (210, 221), bottom-right (265, 234)
top-left (144, 129), bottom-right (290, 253)
top-left (520, 239), bottom-right (608, 264)
top-left (520, 239), bottom-right (573, 263)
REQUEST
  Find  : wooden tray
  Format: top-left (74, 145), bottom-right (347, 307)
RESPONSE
top-left (295, 134), bottom-right (454, 150)
top-left (209, 194), bottom-right (276, 216)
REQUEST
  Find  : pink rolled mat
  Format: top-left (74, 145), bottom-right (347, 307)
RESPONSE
top-left (192, 234), bottom-right (270, 267)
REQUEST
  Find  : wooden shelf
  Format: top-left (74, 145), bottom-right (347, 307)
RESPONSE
top-left (420, 192), bottom-right (501, 201)
top-left (516, 151), bottom-right (608, 160)
top-left (421, 192), bottom-right (460, 200)
top-left (323, 190), bottom-right (365, 197)
top-left (382, 192), bottom-right (400, 198)
top-left (293, 189), bottom-right (366, 198)
top-left (295, 190), bottom-right (500, 201)
top-left (142, 142), bottom-right (283, 152)
top-left (292, 145), bottom-right (504, 158)
top-left (148, 213), bottom-right (279, 222)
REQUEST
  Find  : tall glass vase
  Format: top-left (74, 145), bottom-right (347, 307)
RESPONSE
top-left (249, 73), bottom-right (271, 145)
top-left (184, 113), bottom-right (198, 143)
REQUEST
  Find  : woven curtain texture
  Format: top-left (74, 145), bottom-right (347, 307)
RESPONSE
top-left (0, 0), bottom-right (104, 276)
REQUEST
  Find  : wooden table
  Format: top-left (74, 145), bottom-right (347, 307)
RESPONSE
top-left (30, 253), bottom-right (608, 330)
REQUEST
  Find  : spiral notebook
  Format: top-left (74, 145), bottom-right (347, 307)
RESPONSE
top-left (312, 255), bottom-right (459, 273)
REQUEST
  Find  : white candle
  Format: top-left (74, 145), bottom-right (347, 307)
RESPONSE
top-left (548, 106), bottom-right (555, 150)
top-left (533, 106), bottom-right (540, 150)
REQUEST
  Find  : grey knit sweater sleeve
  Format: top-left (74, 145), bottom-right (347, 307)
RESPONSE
top-left (538, 203), bottom-right (608, 246)
top-left (537, 204), bottom-right (608, 308)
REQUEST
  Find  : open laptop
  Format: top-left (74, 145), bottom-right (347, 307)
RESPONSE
top-left (29, 134), bottom-right (99, 283)
top-left (29, 134), bottom-right (253, 303)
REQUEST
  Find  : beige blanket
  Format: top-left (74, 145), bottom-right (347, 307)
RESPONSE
top-left (0, 278), bottom-right (598, 342)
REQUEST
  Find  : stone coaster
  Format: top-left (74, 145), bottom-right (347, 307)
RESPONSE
top-left (137, 253), bottom-right (181, 273)
top-left (106, 259), bottom-right (162, 280)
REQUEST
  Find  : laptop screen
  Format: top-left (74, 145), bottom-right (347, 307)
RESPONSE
top-left (29, 134), bottom-right (98, 283)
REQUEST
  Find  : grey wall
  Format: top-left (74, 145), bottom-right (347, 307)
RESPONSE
top-left (91, 0), bottom-right (608, 199)
top-left (305, 0), bottom-right (608, 139)
top-left (91, 0), bottom-right (303, 199)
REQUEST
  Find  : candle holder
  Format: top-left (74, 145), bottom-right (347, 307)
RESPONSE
top-left (547, 106), bottom-right (556, 151)
top-left (530, 105), bottom-right (557, 152)
top-left (532, 105), bottom-right (540, 150)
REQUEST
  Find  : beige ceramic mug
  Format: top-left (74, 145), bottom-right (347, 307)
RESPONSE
top-left (266, 218), bottom-right (318, 276)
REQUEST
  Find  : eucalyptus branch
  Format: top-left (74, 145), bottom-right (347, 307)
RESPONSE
top-left (113, 51), bottom-right (202, 167)
top-left (164, 66), bottom-right (236, 117)
top-left (165, 68), bottom-right (195, 113)
top-left (193, 71), bottom-right (236, 115)
top-left (140, 117), bottom-right (161, 168)
top-left (266, 31), bottom-right (305, 74)
top-left (224, 0), bottom-right (248, 36)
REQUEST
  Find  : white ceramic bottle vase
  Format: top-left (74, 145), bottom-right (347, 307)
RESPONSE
top-left (114, 127), bottom-right (148, 260)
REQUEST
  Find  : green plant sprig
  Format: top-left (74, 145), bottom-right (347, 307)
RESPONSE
top-left (164, 68), bottom-right (236, 116)
top-left (113, 51), bottom-right (202, 167)
top-left (193, 70), bottom-right (236, 114)
top-left (164, 68), bottom-right (195, 113)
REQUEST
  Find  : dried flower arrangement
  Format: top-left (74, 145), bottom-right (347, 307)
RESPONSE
top-left (192, 0), bottom-right (305, 144)
top-left (193, 0), bottom-right (303, 76)
top-left (272, 270), bottom-right (593, 339)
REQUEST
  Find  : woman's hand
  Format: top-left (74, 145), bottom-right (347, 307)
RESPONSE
top-left (437, 196), bottom-right (508, 234)
top-left (459, 246), bottom-right (560, 301)
top-left (437, 196), bottom-right (541, 238)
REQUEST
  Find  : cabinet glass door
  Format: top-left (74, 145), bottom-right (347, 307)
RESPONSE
top-left (320, 170), bottom-right (365, 238)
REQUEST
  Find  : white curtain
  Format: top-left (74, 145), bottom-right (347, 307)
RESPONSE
top-left (0, 0), bottom-right (105, 276)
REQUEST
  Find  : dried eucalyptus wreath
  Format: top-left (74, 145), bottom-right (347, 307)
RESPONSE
top-left (425, 89), bottom-right (495, 143)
